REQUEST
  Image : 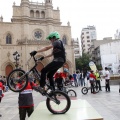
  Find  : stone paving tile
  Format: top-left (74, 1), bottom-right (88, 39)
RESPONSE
top-left (0, 85), bottom-right (120, 120)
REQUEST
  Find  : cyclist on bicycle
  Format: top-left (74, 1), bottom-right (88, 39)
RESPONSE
top-left (54, 70), bottom-right (64, 90)
top-left (63, 68), bottom-right (73, 86)
top-left (89, 70), bottom-right (96, 94)
top-left (30, 31), bottom-right (66, 93)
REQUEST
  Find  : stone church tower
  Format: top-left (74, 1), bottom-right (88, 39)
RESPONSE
top-left (0, 0), bottom-right (75, 76)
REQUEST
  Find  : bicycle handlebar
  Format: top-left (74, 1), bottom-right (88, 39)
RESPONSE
top-left (30, 53), bottom-right (44, 62)
top-left (25, 53), bottom-right (44, 66)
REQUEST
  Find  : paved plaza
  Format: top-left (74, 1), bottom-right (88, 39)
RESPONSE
top-left (0, 85), bottom-right (120, 120)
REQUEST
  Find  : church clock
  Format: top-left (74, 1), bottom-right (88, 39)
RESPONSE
top-left (34, 30), bottom-right (42, 40)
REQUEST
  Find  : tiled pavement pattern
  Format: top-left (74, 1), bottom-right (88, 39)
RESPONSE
top-left (0, 85), bottom-right (120, 120)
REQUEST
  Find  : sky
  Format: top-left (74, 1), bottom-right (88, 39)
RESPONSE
top-left (0, 0), bottom-right (120, 40)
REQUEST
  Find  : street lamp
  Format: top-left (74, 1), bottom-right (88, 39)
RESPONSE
top-left (13, 51), bottom-right (20, 68)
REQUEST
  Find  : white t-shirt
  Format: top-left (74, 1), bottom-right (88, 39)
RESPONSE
top-left (105, 70), bottom-right (110, 79)
top-left (76, 73), bottom-right (80, 79)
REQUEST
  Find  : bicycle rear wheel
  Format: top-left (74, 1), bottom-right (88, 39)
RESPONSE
top-left (81, 87), bottom-right (88, 95)
top-left (67, 89), bottom-right (77, 97)
top-left (7, 69), bottom-right (28, 92)
top-left (46, 90), bottom-right (71, 114)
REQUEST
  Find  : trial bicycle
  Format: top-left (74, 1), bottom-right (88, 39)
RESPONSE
top-left (62, 86), bottom-right (77, 97)
top-left (7, 52), bottom-right (71, 114)
top-left (55, 80), bottom-right (77, 97)
top-left (81, 81), bottom-right (99, 95)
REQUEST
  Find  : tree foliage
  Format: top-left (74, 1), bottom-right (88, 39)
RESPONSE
top-left (75, 53), bottom-right (91, 71)
top-left (96, 64), bottom-right (103, 70)
top-left (75, 53), bottom-right (103, 71)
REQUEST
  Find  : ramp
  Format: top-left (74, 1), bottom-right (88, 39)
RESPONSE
top-left (29, 99), bottom-right (103, 120)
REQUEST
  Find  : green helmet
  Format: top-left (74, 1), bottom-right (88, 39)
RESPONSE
top-left (46, 31), bottom-right (60, 40)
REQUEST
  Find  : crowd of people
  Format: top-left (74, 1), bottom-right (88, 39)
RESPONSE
top-left (53, 66), bottom-right (110, 95)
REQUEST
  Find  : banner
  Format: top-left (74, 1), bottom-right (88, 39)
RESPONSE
top-left (89, 61), bottom-right (97, 73)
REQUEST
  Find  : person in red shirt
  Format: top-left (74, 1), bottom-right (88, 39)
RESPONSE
top-left (17, 77), bottom-right (36, 120)
top-left (0, 80), bottom-right (5, 117)
top-left (54, 70), bottom-right (64, 90)
top-left (89, 70), bottom-right (96, 94)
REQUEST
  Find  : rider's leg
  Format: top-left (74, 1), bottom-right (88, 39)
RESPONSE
top-left (40, 61), bottom-right (64, 89)
top-left (47, 69), bottom-right (58, 91)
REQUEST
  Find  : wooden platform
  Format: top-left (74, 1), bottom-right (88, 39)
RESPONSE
top-left (29, 99), bottom-right (103, 120)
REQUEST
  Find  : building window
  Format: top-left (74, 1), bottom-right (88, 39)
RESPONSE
top-left (62, 35), bottom-right (67, 45)
top-left (30, 10), bottom-right (34, 17)
top-left (87, 36), bottom-right (90, 39)
top-left (6, 34), bottom-right (12, 44)
top-left (87, 40), bottom-right (90, 42)
top-left (82, 32), bottom-right (84, 35)
top-left (41, 11), bottom-right (45, 18)
top-left (86, 32), bottom-right (89, 34)
top-left (36, 10), bottom-right (40, 18)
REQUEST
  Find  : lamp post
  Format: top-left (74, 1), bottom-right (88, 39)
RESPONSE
top-left (13, 51), bottom-right (20, 68)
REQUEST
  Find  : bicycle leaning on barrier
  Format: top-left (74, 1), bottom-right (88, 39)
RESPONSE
top-left (7, 52), bottom-right (71, 114)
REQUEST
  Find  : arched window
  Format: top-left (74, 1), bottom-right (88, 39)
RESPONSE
top-left (62, 35), bottom-right (67, 45)
top-left (6, 34), bottom-right (12, 44)
top-left (41, 11), bottom-right (45, 18)
top-left (30, 10), bottom-right (34, 17)
top-left (36, 10), bottom-right (40, 18)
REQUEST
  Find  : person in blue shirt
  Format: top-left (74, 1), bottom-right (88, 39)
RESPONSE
top-left (73, 71), bottom-right (78, 87)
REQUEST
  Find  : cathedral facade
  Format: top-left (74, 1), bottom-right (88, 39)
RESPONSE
top-left (0, 0), bottom-right (75, 76)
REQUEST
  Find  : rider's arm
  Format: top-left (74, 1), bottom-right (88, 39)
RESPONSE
top-left (37, 45), bottom-right (53, 53)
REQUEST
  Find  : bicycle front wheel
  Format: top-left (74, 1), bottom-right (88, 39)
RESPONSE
top-left (81, 87), bottom-right (88, 95)
top-left (67, 89), bottom-right (77, 97)
top-left (46, 90), bottom-right (71, 114)
top-left (7, 69), bottom-right (28, 92)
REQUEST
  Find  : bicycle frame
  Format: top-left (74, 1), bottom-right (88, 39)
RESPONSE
top-left (17, 55), bottom-right (41, 84)
top-left (24, 56), bottom-right (61, 104)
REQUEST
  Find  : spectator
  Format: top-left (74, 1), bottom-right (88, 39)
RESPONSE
top-left (95, 70), bottom-right (102, 91)
top-left (86, 70), bottom-right (90, 80)
top-left (68, 73), bottom-right (73, 81)
top-left (104, 67), bottom-right (110, 92)
top-left (89, 70), bottom-right (96, 94)
top-left (17, 77), bottom-right (36, 120)
top-left (80, 70), bottom-right (86, 86)
top-left (62, 68), bottom-right (69, 85)
top-left (2, 76), bottom-right (9, 92)
top-left (54, 70), bottom-right (64, 90)
top-left (76, 71), bottom-right (81, 86)
top-left (73, 71), bottom-right (78, 87)
top-left (0, 80), bottom-right (5, 117)
top-left (2, 76), bottom-right (7, 86)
